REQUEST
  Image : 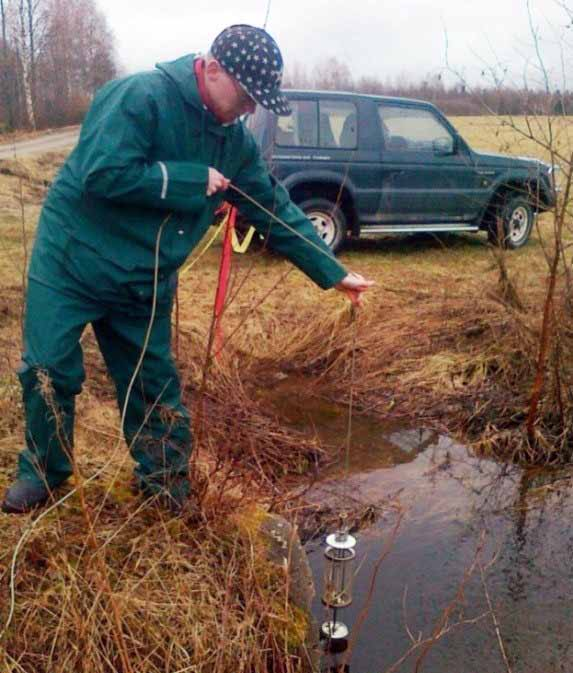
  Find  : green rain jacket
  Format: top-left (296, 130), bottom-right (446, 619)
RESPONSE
top-left (40, 54), bottom-right (347, 289)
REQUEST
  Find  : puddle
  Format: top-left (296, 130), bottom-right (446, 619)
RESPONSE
top-left (262, 379), bottom-right (573, 673)
top-left (256, 376), bottom-right (430, 469)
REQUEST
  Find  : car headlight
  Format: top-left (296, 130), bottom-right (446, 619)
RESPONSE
top-left (548, 163), bottom-right (560, 176)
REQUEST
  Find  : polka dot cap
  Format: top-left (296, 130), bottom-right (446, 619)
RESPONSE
top-left (211, 24), bottom-right (291, 116)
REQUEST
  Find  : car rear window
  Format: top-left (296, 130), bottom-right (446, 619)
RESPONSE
top-left (275, 99), bottom-right (357, 149)
top-left (276, 100), bottom-right (318, 147)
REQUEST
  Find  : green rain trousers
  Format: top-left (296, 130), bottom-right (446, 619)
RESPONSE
top-left (18, 223), bottom-right (191, 491)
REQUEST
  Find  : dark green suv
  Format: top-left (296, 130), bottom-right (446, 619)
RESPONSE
top-left (247, 90), bottom-right (557, 252)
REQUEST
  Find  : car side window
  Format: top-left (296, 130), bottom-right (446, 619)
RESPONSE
top-left (378, 105), bottom-right (454, 153)
top-left (319, 101), bottom-right (358, 149)
top-left (275, 100), bottom-right (318, 147)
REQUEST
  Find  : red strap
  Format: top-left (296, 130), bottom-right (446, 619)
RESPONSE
top-left (213, 205), bottom-right (237, 357)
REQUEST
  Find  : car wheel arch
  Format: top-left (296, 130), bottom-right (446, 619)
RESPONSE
top-left (481, 182), bottom-right (532, 230)
top-left (288, 180), bottom-right (359, 237)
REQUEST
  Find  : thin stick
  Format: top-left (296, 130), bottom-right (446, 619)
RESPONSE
top-left (480, 562), bottom-right (513, 673)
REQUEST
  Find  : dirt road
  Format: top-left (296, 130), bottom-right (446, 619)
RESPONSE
top-left (0, 127), bottom-right (79, 159)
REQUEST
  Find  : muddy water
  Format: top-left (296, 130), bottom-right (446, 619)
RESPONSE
top-left (264, 382), bottom-right (573, 673)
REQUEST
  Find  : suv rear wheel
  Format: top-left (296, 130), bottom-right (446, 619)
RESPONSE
top-left (298, 197), bottom-right (347, 254)
top-left (488, 195), bottom-right (535, 249)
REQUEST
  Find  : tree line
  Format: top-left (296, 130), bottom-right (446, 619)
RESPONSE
top-left (1, 11), bottom-right (569, 134)
top-left (0, 0), bottom-right (117, 131)
top-left (284, 57), bottom-right (573, 116)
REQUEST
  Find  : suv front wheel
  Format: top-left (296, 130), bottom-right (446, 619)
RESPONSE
top-left (299, 197), bottom-right (347, 254)
top-left (488, 195), bottom-right (535, 250)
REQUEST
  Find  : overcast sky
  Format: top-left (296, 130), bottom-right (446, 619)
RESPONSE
top-left (95, 0), bottom-right (570, 89)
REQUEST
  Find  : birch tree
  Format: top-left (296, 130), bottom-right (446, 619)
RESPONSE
top-left (13, 0), bottom-right (48, 128)
top-left (0, 0), bottom-right (14, 129)
top-left (0, 0), bottom-right (116, 130)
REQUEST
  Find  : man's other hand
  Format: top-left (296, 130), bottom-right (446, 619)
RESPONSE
top-left (335, 272), bottom-right (375, 307)
top-left (207, 168), bottom-right (230, 196)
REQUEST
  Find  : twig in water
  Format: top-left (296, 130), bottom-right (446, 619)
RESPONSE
top-left (479, 561), bottom-right (513, 673)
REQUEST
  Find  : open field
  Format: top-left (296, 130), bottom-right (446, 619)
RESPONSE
top-left (0, 116), bottom-right (571, 672)
top-left (449, 114), bottom-right (573, 163)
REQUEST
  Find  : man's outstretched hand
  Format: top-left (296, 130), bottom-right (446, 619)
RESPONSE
top-left (335, 272), bottom-right (375, 307)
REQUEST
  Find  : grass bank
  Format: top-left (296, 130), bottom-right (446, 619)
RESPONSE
top-left (0, 116), bottom-right (571, 671)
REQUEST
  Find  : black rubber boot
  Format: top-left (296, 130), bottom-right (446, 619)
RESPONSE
top-left (1, 479), bottom-right (52, 514)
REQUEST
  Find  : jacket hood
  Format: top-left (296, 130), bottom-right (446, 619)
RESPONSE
top-left (156, 54), bottom-right (202, 108)
top-left (155, 53), bottom-right (232, 134)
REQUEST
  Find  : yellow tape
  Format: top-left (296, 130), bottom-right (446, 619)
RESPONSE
top-left (231, 226), bottom-right (256, 254)
top-left (179, 216), bottom-right (227, 278)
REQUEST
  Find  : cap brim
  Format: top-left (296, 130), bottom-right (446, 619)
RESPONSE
top-left (234, 77), bottom-right (291, 116)
top-left (250, 88), bottom-right (291, 116)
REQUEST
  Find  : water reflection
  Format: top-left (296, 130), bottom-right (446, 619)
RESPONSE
top-left (308, 427), bottom-right (573, 672)
top-left (260, 379), bottom-right (573, 671)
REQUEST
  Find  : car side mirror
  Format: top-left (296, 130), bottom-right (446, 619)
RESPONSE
top-left (433, 137), bottom-right (455, 156)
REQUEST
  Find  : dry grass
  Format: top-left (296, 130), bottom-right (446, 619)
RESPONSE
top-left (192, 223), bottom-right (564, 467)
top-left (0, 116), bottom-right (571, 671)
top-left (449, 115), bottom-right (573, 162)
top-left (1, 495), bottom-right (312, 673)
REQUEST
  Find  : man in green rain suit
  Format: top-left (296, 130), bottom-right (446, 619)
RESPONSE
top-left (2, 24), bottom-right (373, 514)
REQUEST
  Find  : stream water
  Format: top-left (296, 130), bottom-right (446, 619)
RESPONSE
top-left (264, 381), bottom-right (573, 673)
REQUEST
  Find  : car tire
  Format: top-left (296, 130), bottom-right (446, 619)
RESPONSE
top-left (488, 195), bottom-right (535, 250)
top-left (298, 197), bottom-right (347, 254)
